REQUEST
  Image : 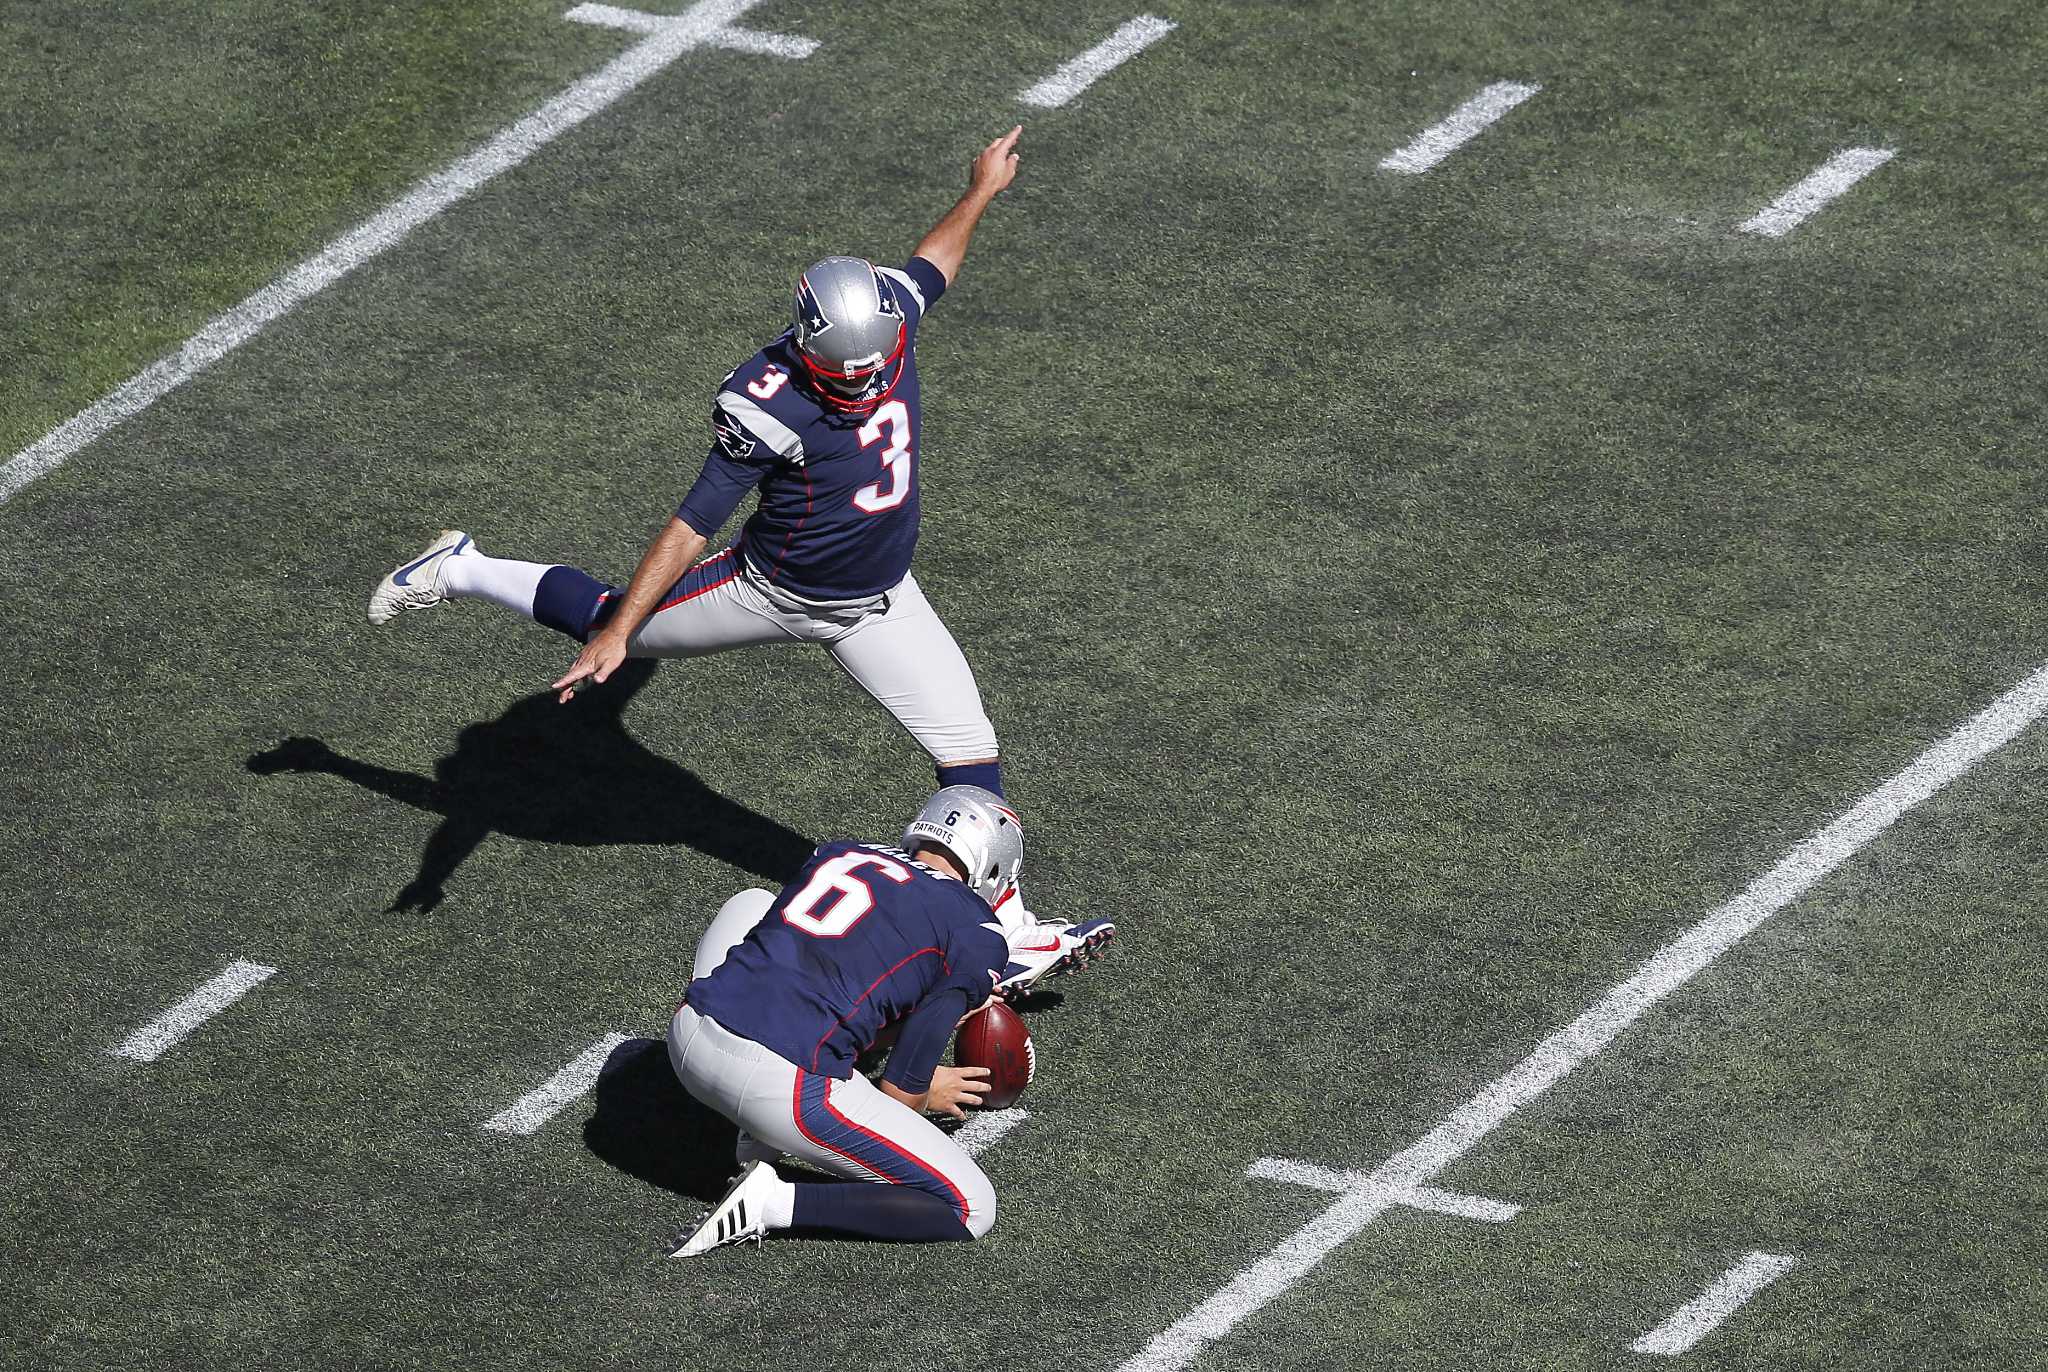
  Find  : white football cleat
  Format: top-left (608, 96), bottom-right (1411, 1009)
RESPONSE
top-left (367, 529), bottom-right (472, 625)
top-left (669, 1160), bottom-right (777, 1258)
top-left (996, 916), bottom-right (1116, 996)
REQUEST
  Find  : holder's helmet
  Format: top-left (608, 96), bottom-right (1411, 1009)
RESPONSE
top-left (792, 256), bottom-right (907, 414)
top-left (903, 785), bottom-right (1024, 910)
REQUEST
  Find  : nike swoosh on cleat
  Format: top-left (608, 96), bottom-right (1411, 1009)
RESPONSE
top-left (391, 536), bottom-right (462, 587)
top-left (1018, 938), bottom-right (1063, 954)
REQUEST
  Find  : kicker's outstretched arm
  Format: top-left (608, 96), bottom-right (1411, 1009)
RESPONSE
top-left (912, 126), bottom-right (1022, 285)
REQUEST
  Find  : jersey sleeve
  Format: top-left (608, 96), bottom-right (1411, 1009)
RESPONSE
top-left (673, 392), bottom-right (797, 537)
top-left (879, 971), bottom-right (989, 1095)
top-left (879, 905), bottom-right (1006, 1093)
top-left (880, 256), bottom-right (948, 330)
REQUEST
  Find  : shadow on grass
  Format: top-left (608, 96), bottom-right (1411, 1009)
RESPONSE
top-left (583, 1035), bottom-right (739, 1203)
top-left (586, 1037), bottom-right (879, 1255)
top-left (246, 659), bottom-right (814, 912)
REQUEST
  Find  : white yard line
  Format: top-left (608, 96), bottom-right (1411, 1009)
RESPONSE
top-left (0, 0), bottom-right (814, 507)
top-left (111, 960), bottom-right (278, 1062)
top-left (1379, 81), bottom-right (1541, 174)
top-left (1121, 660), bottom-right (2048, 1372)
top-left (1632, 1252), bottom-right (1798, 1355)
top-left (485, 1032), bottom-right (632, 1135)
top-left (1018, 16), bottom-right (1177, 109)
top-left (1246, 1158), bottom-right (1520, 1223)
top-left (1739, 148), bottom-right (1896, 238)
top-left (565, 3), bottom-right (666, 32)
top-left (954, 1107), bottom-right (1030, 1157)
top-left (567, 2), bottom-right (818, 57)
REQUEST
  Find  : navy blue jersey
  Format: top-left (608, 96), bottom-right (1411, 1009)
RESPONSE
top-left (675, 257), bottom-right (948, 601)
top-left (686, 839), bottom-right (1006, 1090)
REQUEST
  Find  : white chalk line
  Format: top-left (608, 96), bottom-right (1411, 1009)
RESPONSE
top-left (1120, 660), bottom-right (2048, 1372)
top-left (1247, 1157), bottom-right (1520, 1223)
top-left (1739, 148), bottom-right (1896, 237)
top-left (567, 2), bottom-right (818, 57)
top-left (1632, 1252), bottom-right (1798, 1355)
top-left (955, 1107), bottom-right (1030, 1157)
top-left (485, 1032), bottom-right (633, 1135)
top-left (1019, 15), bottom-right (1177, 109)
top-left (111, 959), bottom-right (278, 1062)
top-left (568, 2), bottom-right (669, 33)
top-left (1380, 81), bottom-right (1541, 174)
top-left (0, 0), bottom-right (814, 508)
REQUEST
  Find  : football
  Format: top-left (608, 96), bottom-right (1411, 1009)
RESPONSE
top-left (954, 999), bottom-right (1034, 1110)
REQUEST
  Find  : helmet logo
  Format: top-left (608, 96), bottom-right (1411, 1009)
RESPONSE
top-left (871, 266), bottom-right (904, 322)
top-left (795, 275), bottom-right (832, 341)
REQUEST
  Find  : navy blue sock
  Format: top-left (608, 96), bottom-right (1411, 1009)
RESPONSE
top-left (532, 566), bottom-right (612, 641)
top-left (936, 760), bottom-right (1004, 797)
top-left (790, 1183), bottom-right (972, 1243)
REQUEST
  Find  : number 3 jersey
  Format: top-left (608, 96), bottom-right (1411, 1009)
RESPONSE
top-left (674, 256), bottom-right (949, 603)
top-left (684, 840), bottom-right (1009, 1091)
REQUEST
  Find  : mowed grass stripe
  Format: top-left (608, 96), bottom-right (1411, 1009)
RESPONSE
top-left (0, 0), bottom-right (811, 507)
top-left (1123, 659), bottom-right (2048, 1372)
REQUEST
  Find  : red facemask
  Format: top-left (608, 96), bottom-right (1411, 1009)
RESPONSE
top-left (795, 323), bottom-right (906, 413)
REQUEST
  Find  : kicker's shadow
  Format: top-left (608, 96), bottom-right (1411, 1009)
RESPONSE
top-left (583, 1035), bottom-right (738, 1202)
top-left (247, 659), bottom-right (814, 911)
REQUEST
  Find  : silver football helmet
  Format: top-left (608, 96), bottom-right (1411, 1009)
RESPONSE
top-left (903, 785), bottom-right (1024, 910)
top-left (792, 255), bottom-right (907, 413)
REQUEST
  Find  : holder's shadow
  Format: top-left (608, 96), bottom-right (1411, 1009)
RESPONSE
top-left (583, 1035), bottom-right (739, 1202)
top-left (247, 660), bottom-right (813, 912)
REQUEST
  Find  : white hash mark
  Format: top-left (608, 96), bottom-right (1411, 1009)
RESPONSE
top-left (1632, 1252), bottom-right (1798, 1355)
top-left (1018, 16), bottom-right (1177, 109)
top-left (485, 1033), bottom-right (632, 1135)
top-left (1246, 1157), bottom-right (1520, 1223)
top-left (1380, 81), bottom-right (1542, 173)
top-left (111, 959), bottom-right (278, 1062)
top-left (1739, 148), bottom-right (1896, 237)
top-left (955, 1108), bottom-right (1030, 1157)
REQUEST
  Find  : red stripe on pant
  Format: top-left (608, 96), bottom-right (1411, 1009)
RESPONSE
top-left (595, 548), bottom-right (739, 620)
top-left (790, 1069), bottom-right (969, 1223)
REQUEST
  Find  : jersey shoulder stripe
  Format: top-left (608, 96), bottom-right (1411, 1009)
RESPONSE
top-left (716, 389), bottom-right (806, 463)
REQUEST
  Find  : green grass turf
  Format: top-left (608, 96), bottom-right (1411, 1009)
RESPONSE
top-left (3, 0), bottom-right (2045, 1368)
top-left (0, 0), bottom-right (618, 459)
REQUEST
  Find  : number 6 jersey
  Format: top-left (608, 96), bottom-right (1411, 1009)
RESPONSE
top-left (675, 256), bottom-right (949, 603)
top-left (683, 840), bottom-right (1008, 1094)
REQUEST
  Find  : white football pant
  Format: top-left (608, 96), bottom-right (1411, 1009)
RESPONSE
top-left (623, 559), bottom-right (998, 767)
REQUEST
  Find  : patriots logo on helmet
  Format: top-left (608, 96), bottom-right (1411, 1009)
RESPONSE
top-left (794, 275), bottom-right (832, 339)
top-left (871, 266), bottom-right (904, 321)
top-left (711, 406), bottom-right (758, 460)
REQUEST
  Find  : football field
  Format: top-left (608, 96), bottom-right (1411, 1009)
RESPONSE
top-left (3, 1), bottom-right (2044, 1368)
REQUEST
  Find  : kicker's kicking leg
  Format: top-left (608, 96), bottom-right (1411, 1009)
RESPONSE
top-left (371, 536), bottom-right (798, 660)
top-left (826, 574), bottom-right (1115, 988)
